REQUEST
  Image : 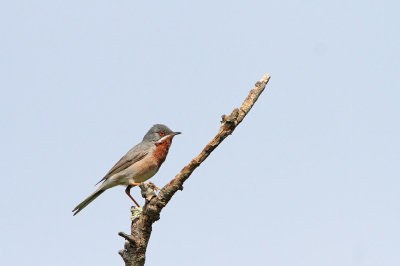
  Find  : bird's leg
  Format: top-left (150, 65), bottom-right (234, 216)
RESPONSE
top-left (125, 185), bottom-right (140, 207)
top-left (130, 182), bottom-right (144, 186)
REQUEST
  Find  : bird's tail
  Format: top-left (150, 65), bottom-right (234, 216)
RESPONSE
top-left (72, 187), bottom-right (105, 216)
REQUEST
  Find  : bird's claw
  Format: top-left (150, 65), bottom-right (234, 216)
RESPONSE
top-left (148, 182), bottom-right (161, 191)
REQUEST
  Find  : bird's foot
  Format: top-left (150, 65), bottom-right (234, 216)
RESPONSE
top-left (147, 182), bottom-right (161, 191)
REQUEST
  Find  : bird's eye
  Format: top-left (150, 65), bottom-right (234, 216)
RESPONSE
top-left (159, 131), bottom-right (165, 136)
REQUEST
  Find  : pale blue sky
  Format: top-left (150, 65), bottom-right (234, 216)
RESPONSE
top-left (1, 1), bottom-right (399, 265)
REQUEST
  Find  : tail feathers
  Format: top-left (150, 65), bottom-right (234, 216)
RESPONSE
top-left (72, 188), bottom-right (105, 216)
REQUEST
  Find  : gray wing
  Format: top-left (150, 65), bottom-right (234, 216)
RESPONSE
top-left (96, 141), bottom-right (153, 185)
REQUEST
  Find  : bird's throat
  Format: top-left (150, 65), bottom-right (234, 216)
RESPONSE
top-left (153, 136), bottom-right (174, 166)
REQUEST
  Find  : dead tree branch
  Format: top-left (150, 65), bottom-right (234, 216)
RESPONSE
top-left (119, 73), bottom-right (271, 266)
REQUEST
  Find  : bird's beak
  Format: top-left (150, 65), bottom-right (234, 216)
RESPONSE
top-left (171, 131), bottom-right (182, 136)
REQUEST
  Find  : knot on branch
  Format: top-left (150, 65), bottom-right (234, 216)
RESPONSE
top-left (143, 203), bottom-right (160, 222)
top-left (255, 81), bottom-right (263, 87)
top-left (221, 108), bottom-right (239, 129)
top-left (139, 182), bottom-right (157, 202)
top-left (170, 182), bottom-right (184, 192)
top-left (221, 108), bottom-right (239, 125)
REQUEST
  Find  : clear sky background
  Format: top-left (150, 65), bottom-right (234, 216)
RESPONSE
top-left (1, 1), bottom-right (399, 265)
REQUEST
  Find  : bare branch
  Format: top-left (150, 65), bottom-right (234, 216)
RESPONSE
top-left (119, 73), bottom-right (271, 266)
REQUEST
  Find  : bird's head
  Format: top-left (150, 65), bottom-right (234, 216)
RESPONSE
top-left (143, 124), bottom-right (181, 143)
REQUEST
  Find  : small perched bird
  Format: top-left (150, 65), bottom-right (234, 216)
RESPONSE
top-left (72, 124), bottom-right (181, 216)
